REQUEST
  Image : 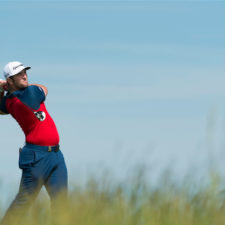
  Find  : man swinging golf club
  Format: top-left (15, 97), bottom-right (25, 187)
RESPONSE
top-left (0, 61), bottom-right (68, 224)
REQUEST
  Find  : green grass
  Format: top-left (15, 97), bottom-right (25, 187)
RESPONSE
top-left (1, 170), bottom-right (225, 225)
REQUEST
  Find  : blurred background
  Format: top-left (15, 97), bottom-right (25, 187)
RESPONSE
top-left (0, 0), bottom-right (225, 208)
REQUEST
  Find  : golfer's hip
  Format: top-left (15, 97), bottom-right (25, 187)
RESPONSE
top-left (19, 143), bottom-right (61, 169)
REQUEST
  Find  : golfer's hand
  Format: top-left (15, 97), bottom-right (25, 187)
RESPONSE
top-left (0, 79), bottom-right (6, 86)
top-left (0, 79), bottom-right (7, 91)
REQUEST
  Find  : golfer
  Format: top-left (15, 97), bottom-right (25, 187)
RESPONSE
top-left (0, 61), bottom-right (68, 224)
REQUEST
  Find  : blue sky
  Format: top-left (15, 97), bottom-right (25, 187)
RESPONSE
top-left (0, 1), bottom-right (225, 200)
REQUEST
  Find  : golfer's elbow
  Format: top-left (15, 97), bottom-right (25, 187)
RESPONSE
top-left (41, 85), bottom-right (48, 96)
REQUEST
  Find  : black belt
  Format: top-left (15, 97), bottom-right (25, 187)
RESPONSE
top-left (47, 145), bottom-right (60, 152)
top-left (25, 143), bottom-right (60, 152)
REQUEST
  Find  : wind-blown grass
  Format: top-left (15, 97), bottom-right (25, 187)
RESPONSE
top-left (1, 169), bottom-right (225, 225)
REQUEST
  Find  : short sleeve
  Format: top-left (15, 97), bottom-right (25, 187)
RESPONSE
top-left (15, 85), bottom-right (46, 110)
top-left (27, 85), bottom-right (46, 103)
top-left (34, 86), bottom-right (46, 103)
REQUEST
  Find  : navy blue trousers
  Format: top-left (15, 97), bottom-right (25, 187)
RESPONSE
top-left (1, 143), bottom-right (68, 225)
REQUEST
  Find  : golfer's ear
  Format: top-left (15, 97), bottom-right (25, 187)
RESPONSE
top-left (7, 78), bottom-right (13, 86)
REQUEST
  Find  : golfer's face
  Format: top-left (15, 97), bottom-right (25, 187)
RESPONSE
top-left (12, 70), bottom-right (28, 89)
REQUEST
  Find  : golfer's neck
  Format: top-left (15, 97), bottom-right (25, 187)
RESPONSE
top-left (8, 86), bottom-right (21, 93)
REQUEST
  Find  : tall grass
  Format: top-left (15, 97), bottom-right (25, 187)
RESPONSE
top-left (1, 168), bottom-right (225, 225)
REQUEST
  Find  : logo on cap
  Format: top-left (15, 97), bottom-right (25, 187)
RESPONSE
top-left (13, 64), bottom-right (23, 70)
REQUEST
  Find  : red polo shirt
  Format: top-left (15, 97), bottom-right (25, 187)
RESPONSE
top-left (0, 85), bottom-right (59, 146)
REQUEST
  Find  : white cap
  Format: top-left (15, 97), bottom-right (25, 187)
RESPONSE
top-left (3, 61), bottom-right (31, 79)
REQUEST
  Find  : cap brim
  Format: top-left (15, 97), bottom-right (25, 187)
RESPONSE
top-left (7, 66), bottom-right (31, 78)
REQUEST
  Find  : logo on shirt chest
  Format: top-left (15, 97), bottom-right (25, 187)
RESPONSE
top-left (34, 111), bottom-right (46, 121)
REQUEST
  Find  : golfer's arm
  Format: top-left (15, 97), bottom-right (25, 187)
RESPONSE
top-left (30, 84), bottom-right (48, 96)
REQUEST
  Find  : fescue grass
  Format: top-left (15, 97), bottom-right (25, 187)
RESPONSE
top-left (1, 168), bottom-right (225, 225)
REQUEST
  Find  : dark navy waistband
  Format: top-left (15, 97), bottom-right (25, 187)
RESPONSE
top-left (24, 143), bottom-right (60, 152)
